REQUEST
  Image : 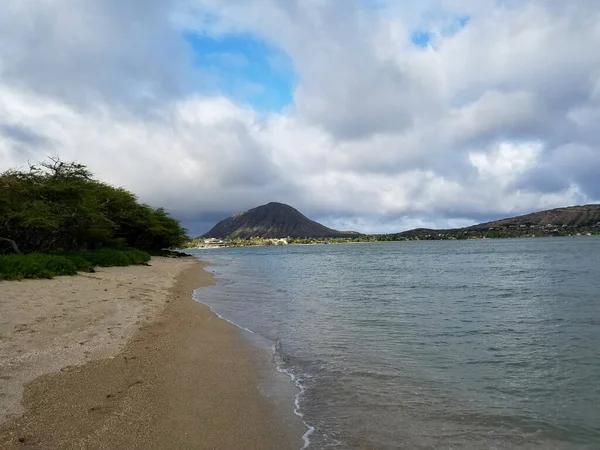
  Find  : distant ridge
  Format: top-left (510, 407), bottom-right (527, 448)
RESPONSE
top-left (203, 202), bottom-right (360, 239)
top-left (390, 204), bottom-right (600, 239)
top-left (466, 204), bottom-right (600, 230)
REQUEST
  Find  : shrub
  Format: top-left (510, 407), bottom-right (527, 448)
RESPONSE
top-left (0, 254), bottom-right (78, 280)
top-left (63, 249), bottom-right (148, 267)
top-left (0, 248), bottom-right (151, 281)
top-left (0, 158), bottom-right (188, 255)
top-left (65, 256), bottom-right (96, 272)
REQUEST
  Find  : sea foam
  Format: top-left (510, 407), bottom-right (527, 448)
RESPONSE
top-left (192, 287), bottom-right (315, 449)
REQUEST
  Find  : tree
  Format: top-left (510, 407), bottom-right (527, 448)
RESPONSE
top-left (0, 158), bottom-right (188, 254)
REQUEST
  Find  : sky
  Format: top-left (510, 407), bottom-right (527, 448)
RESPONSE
top-left (1, 0), bottom-right (599, 235)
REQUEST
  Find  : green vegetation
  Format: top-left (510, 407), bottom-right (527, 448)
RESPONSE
top-left (370, 227), bottom-right (600, 241)
top-left (186, 237), bottom-right (289, 248)
top-left (185, 227), bottom-right (600, 249)
top-left (0, 248), bottom-right (151, 281)
top-left (227, 237), bottom-right (288, 247)
top-left (1, 158), bottom-right (187, 280)
top-left (289, 226), bottom-right (599, 243)
top-left (147, 249), bottom-right (191, 257)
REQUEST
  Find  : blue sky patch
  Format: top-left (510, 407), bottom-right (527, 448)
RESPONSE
top-left (185, 32), bottom-right (295, 111)
top-left (411, 30), bottom-right (432, 48)
top-left (411, 14), bottom-right (470, 49)
top-left (444, 15), bottom-right (470, 37)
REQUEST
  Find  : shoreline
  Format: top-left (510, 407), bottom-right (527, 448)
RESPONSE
top-left (0, 257), bottom-right (302, 449)
top-left (191, 289), bottom-right (315, 448)
top-left (184, 233), bottom-right (600, 250)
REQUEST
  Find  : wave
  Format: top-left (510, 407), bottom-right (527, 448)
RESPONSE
top-left (191, 288), bottom-right (316, 449)
top-left (192, 289), bottom-right (255, 334)
top-left (273, 345), bottom-right (316, 450)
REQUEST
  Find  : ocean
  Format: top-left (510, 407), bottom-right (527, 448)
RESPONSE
top-left (186, 237), bottom-right (600, 449)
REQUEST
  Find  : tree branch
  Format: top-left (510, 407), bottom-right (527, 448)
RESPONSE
top-left (0, 237), bottom-right (20, 254)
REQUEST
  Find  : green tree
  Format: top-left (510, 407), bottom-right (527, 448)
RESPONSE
top-left (0, 158), bottom-right (188, 254)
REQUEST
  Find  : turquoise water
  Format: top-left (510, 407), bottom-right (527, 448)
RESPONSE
top-left (188, 238), bottom-right (600, 449)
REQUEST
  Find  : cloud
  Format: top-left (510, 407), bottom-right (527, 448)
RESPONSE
top-left (0, 124), bottom-right (48, 147)
top-left (0, 0), bottom-right (194, 108)
top-left (469, 141), bottom-right (543, 184)
top-left (1, 0), bottom-right (599, 235)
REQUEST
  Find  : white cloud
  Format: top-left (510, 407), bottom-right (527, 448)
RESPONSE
top-left (1, 0), bottom-right (599, 234)
top-left (469, 141), bottom-right (543, 183)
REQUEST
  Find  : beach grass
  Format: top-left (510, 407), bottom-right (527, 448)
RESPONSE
top-left (0, 248), bottom-right (151, 281)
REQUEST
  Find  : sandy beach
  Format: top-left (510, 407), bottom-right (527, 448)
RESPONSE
top-left (0, 257), bottom-right (301, 449)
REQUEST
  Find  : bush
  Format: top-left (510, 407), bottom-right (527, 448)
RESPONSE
top-left (62, 248), bottom-right (150, 267)
top-left (0, 254), bottom-right (78, 280)
top-left (148, 249), bottom-right (189, 257)
top-left (0, 248), bottom-right (151, 281)
top-left (0, 158), bottom-right (188, 254)
top-left (65, 255), bottom-right (96, 272)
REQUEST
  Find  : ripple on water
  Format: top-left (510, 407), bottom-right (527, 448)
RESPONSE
top-left (188, 238), bottom-right (600, 449)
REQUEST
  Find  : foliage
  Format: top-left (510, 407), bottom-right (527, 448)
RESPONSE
top-left (148, 249), bottom-right (190, 257)
top-left (0, 158), bottom-right (188, 254)
top-left (0, 253), bottom-right (78, 280)
top-left (0, 248), bottom-right (151, 280)
top-left (60, 248), bottom-right (151, 267)
top-left (184, 227), bottom-right (600, 248)
top-left (185, 236), bottom-right (290, 248)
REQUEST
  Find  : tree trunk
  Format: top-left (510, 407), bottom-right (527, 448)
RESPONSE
top-left (0, 237), bottom-right (20, 254)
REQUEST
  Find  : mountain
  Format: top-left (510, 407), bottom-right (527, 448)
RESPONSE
top-left (388, 204), bottom-right (600, 240)
top-left (203, 202), bottom-right (360, 239)
top-left (466, 204), bottom-right (600, 230)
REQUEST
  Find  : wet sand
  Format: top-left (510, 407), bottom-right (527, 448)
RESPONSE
top-left (0, 258), bottom-right (301, 449)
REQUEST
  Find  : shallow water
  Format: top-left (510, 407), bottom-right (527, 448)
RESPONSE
top-left (188, 237), bottom-right (600, 449)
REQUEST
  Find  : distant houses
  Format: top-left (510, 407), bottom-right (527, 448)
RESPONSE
top-left (193, 238), bottom-right (227, 249)
top-left (185, 205), bottom-right (600, 248)
top-left (191, 237), bottom-right (289, 249)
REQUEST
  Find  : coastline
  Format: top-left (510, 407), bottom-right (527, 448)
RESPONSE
top-left (0, 257), bottom-right (302, 449)
top-left (184, 233), bottom-right (600, 250)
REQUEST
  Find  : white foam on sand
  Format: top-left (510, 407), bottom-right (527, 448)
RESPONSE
top-left (191, 288), bottom-right (315, 449)
top-left (192, 289), bottom-right (255, 334)
top-left (274, 359), bottom-right (315, 449)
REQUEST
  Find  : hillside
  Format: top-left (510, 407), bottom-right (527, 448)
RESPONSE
top-left (383, 204), bottom-right (600, 240)
top-left (467, 204), bottom-right (600, 230)
top-left (203, 202), bottom-right (359, 239)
